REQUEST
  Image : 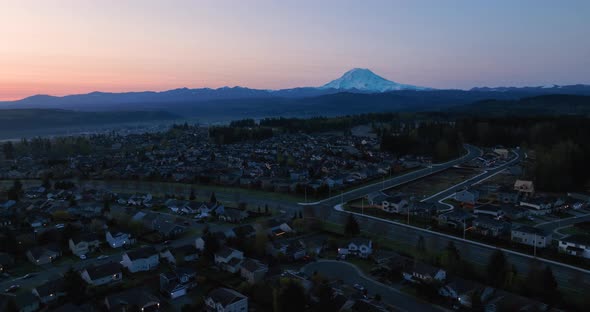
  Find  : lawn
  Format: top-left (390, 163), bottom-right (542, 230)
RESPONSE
top-left (382, 167), bottom-right (481, 199)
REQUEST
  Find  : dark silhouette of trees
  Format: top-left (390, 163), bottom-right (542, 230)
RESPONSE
top-left (274, 279), bottom-right (306, 312)
top-left (344, 214), bottom-right (360, 237)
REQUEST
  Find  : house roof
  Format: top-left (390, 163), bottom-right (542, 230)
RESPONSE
top-left (106, 288), bottom-right (159, 309)
top-left (561, 234), bottom-right (590, 246)
top-left (84, 262), bottom-right (121, 280)
top-left (171, 244), bottom-right (198, 255)
top-left (207, 287), bottom-right (247, 307)
top-left (241, 258), bottom-right (267, 273)
top-left (126, 246), bottom-right (157, 261)
top-left (34, 278), bottom-right (65, 297)
top-left (512, 225), bottom-right (548, 236)
top-left (475, 204), bottom-right (503, 213)
top-left (349, 238), bottom-right (371, 247)
top-left (28, 245), bottom-right (60, 260)
top-left (233, 224), bottom-right (256, 237)
top-left (216, 247), bottom-right (239, 259)
top-left (70, 232), bottom-right (101, 245)
top-left (412, 262), bottom-right (443, 276)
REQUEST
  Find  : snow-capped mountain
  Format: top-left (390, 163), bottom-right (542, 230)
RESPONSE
top-left (321, 68), bottom-right (430, 92)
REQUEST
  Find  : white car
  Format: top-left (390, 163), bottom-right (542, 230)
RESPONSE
top-left (79, 254), bottom-right (87, 260)
top-left (97, 255), bottom-right (109, 260)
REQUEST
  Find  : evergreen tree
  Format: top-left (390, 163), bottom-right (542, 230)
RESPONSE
top-left (486, 249), bottom-right (510, 288)
top-left (210, 192), bottom-right (217, 204)
top-left (189, 189), bottom-right (196, 200)
top-left (344, 214), bottom-right (360, 237)
top-left (63, 267), bottom-right (87, 303)
top-left (274, 279), bottom-right (306, 312)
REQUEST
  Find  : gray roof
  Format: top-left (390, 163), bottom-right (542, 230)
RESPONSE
top-left (208, 287), bottom-right (247, 307)
top-left (84, 262), bottom-right (122, 280)
top-left (126, 246), bottom-right (157, 260)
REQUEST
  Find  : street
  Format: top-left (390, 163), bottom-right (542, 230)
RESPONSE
top-left (302, 260), bottom-right (445, 312)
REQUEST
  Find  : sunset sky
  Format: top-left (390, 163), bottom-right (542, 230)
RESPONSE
top-left (1, 0), bottom-right (589, 101)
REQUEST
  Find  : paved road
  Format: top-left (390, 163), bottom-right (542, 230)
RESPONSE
top-left (535, 214), bottom-right (590, 239)
top-left (423, 148), bottom-right (523, 204)
top-left (0, 226), bottom-right (213, 293)
top-left (302, 260), bottom-right (445, 312)
top-left (302, 144), bottom-right (482, 208)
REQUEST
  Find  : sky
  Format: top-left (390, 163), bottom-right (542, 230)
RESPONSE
top-left (1, 0), bottom-right (589, 101)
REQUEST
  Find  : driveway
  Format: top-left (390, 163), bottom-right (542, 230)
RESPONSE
top-left (302, 260), bottom-right (445, 312)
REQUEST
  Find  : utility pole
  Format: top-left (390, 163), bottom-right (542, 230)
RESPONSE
top-left (533, 234), bottom-right (537, 258)
top-left (361, 197), bottom-right (364, 215)
top-left (407, 205), bottom-right (410, 224)
top-left (305, 187), bottom-right (307, 203)
top-left (463, 219), bottom-right (466, 240)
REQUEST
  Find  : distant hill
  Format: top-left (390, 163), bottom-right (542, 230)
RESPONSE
top-left (0, 109), bottom-right (179, 135)
top-left (451, 94), bottom-right (590, 116)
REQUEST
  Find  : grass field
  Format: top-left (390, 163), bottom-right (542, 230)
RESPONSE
top-left (383, 167), bottom-right (481, 199)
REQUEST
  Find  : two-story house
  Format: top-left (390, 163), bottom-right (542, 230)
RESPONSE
top-left (105, 229), bottom-right (134, 248)
top-left (32, 278), bottom-right (66, 304)
top-left (240, 258), bottom-right (268, 284)
top-left (558, 234), bottom-right (590, 259)
top-left (338, 238), bottom-right (373, 258)
top-left (68, 233), bottom-right (101, 257)
top-left (27, 245), bottom-right (61, 265)
top-left (205, 287), bottom-right (248, 312)
top-left (121, 247), bottom-right (159, 273)
top-left (511, 226), bottom-right (551, 248)
top-left (159, 267), bottom-right (197, 299)
top-left (214, 247), bottom-right (244, 273)
top-left (80, 262), bottom-right (123, 286)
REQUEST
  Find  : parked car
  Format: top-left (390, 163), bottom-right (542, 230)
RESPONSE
top-left (79, 254), bottom-right (87, 260)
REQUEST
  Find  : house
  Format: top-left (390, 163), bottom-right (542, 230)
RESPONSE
top-left (214, 247), bottom-right (244, 273)
top-left (218, 207), bottom-right (249, 223)
top-left (485, 293), bottom-right (548, 312)
top-left (511, 226), bottom-right (551, 248)
top-left (368, 192), bottom-right (409, 213)
top-left (231, 224), bottom-right (257, 239)
top-left (165, 199), bottom-right (189, 213)
top-left (438, 210), bottom-right (473, 229)
top-left (439, 277), bottom-right (492, 308)
top-left (160, 244), bottom-right (199, 265)
top-left (473, 204), bottom-right (504, 218)
top-left (338, 238), bottom-right (373, 258)
top-left (500, 205), bottom-right (528, 220)
top-left (205, 287), bottom-right (248, 312)
top-left (0, 252), bottom-right (14, 273)
top-left (404, 263), bottom-right (446, 283)
top-left (80, 262), bottom-right (123, 286)
top-left (454, 189), bottom-right (480, 205)
top-left (520, 198), bottom-right (554, 215)
top-left (473, 217), bottom-right (511, 237)
top-left (493, 148), bottom-right (510, 159)
top-left (152, 219), bottom-right (185, 238)
top-left (121, 247), bottom-right (159, 273)
top-left (0, 291), bottom-right (41, 312)
top-left (68, 233), bottom-right (101, 256)
top-left (514, 180), bottom-right (534, 196)
top-left (558, 234), bottom-right (590, 259)
top-left (240, 258), bottom-right (268, 284)
top-left (495, 186), bottom-right (520, 204)
top-left (266, 240), bottom-right (307, 260)
top-left (267, 219), bottom-right (293, 237)
top-left (106, 230), bottom-right (134, 248)
top-left (32, 278), bottom-right (66, 304)
top-left (159, 267), bottom-right (197, 299)
top-left (104, 288), bottom-right (160, 312)
top-left (195, 237), bottom-right (205, 251)
top-left (27, 245), bottom-right (61, 265)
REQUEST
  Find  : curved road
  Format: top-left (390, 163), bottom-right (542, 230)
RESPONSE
top-left (302, 260), bottom-right (445, 312)
top-left (301, 144), bottom-right (482, 207)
